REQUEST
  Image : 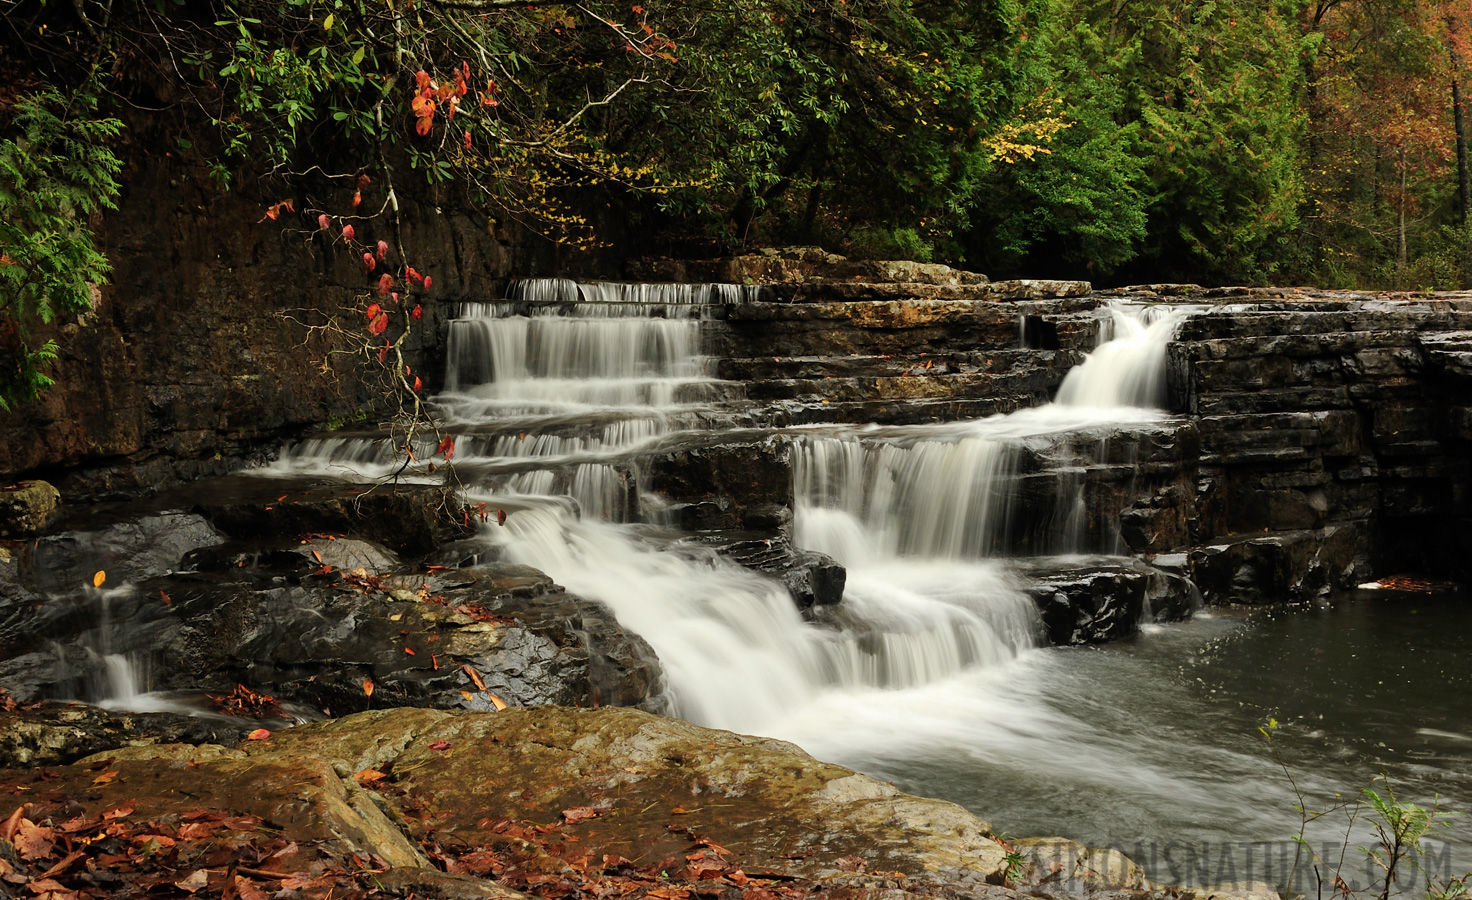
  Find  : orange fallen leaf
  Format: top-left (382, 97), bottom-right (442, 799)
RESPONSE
top-left (247, 728), bottom-right (271, 741)
top-left (462, 664), bottom-right (487, 692)
top-left (354, 769), bottom-right (387, 783)
top-left (92, 771), bottom-right (118, 785)
top-left (487, 693), bottom-right (508, 711)
top-left (92, 570), bottom-right (105, 588)
top-left (562, 807), bottom-right (599, 823)
top-left (362, 679), bottom-right (375, 697)
top-left (159, 590), bottom-right (172, 605)
top-left (103, 802), bottom-right (135, 821)
top-left (404, 647), bottom-right (416, 656)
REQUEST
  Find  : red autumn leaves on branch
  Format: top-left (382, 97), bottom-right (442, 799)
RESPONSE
top-left (412, 64), bottom-right (473, 137)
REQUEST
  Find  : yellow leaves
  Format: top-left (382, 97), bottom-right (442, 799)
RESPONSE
top-left (981, 95), bottom-right (1072, 164)
top-left (92, 571), bottom-right (105, 588)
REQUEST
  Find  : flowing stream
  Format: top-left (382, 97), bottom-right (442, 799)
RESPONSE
top-left (265, 281), bottom-right (1472, 886)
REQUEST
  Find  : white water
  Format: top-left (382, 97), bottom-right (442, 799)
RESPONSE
top-left (264, 287), bottom-right (1186, 739)
top-left (1056, 305), bottom-right (1186, 408)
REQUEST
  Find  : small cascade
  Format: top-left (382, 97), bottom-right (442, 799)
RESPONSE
top-left (1055, 304), bottom-right (1186, 408)
top-left (793, 302), bottom-right (1186, 564)
top-left (483, 503), bottom-right (1037, 734)
top-left (506, 278), bottom-right (760, 307)
top-left (794, 435), bottom-right (1018, 564)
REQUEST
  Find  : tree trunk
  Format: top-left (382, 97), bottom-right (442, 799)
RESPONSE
top-left (1452, 61), bottom-right (1471, 225)
top-left (1451, 47), bottom-right (1472, 286)
top-left (1398, 147), bottom-right (1408, 281)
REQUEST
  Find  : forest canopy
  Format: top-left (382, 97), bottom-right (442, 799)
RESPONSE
top-left (1, 0), bottom-right (1471, 344)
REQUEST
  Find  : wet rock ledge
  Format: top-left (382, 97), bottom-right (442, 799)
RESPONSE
top-left (0, 704), bottom-right (1245, 900)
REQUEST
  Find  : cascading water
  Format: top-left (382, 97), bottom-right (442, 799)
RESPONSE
top-left (1055, 304), bottom-right (1186, 408)
top-left (270, 289), bottom-right (1185, 738)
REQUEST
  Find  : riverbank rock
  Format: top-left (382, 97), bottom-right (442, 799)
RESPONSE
top-left (0, 702), bottom-right (252, 767)
top-left (0, 706), bottom-right (1024, 899)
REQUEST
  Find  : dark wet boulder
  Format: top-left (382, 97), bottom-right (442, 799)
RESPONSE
top-left (1017, 557), bottom-right (1198, 645)
top-left (0, 559), bottom-right (664, 718)
top-left (699, 535), bottom-right (847, 608)
top-left (192, 479), bottom-right (473, 557)
top-left (16, 511), bottom-right (225, 594)
top-left (643, 437), bottom-right (794, 530)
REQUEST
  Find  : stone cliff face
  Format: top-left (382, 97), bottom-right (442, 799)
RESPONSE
top-left (0, 107), bottom-right (625, 499)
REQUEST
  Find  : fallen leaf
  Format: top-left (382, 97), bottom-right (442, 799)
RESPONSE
top-left (354, 769), bottom-right (387, 783)
top-left (91, 771), bottom-right (118, 785)
top-left (14, 820), bottom-right (54, 859)
top-left (247, 728), bottom-right (271, 741)
top-left (462, 664), bottom-right (487, 692)
top-left (562, 807), bottom-right (599, 824)
top-left (362, 679), bottom-right (375, 697)
top-left (174, 868), bottom-right (209, 893)
top-left (404, 647), bottom-right (416, 656)
top-left (92, 570), bottom-right (105, 588)
top-left (429, 741), bottom-right (451, 751)
top-left (102, 802), bottom-right (135, 821)
top-left (39, 849), bottom-right (85, 880)
top-left (487, 693), bottom-right (508, 711)
top-left (159, 590), bottom-right (172, 605)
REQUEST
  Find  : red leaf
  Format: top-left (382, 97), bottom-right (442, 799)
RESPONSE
top-left (362, 679), bottom-right (375, 697)
top-left (413, 376), bottom-right (422, 392)
top-left (377, 240), bottom-right (389, 261)
top-left (379, 340), bottom-right (391, 363)
top-left (423, 275), bottom-right (433, 292)
top-left (405, 267), bottom-right (423, 283)
top-left (370, 312), bottom-right (390, 336)
top-left (357, 174), bottom-right (372, 190)
top-left (432, 653), bottom-right (440, 670)
top-left (429, 741), bottom-right (451, 751)
top-left (342, 223), bottom-right (355, 242)
top-left (247, 728), bottom-right (271, 741)
top-left (463, 129), bottom-right (472, 150)
top-left (436, 434), bottom-right (455, 460)
top-left (411, 304), bottom-right (423, 320)
top-left (404, 647), bottom-right (416, 656)
top-left (415, 116), bottom-right (433, 136)
top-left (363, 252), bottom-right (376, 273)
top-left (365, 303), bottom-right (383, 321)
top-left (391, 291), bottom-right (399, 304)
top-left (317, 214), bottom-right (331, 230)
top-left (497, 509), bottom-right (507, 526)
top-left (353, 190), bottom-right (362, 207)
top-left (159, 590), bottom-right (172, 605)
top-left (378, 273), bottom-right (393, 296)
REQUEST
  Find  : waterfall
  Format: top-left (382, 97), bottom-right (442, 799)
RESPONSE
top-left (260, 285), bottom-right (1185, 737)
top-left (1055, 304), bottom-right (1186, 408)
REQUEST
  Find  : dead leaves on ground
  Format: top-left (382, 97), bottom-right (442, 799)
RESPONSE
top-left (0, 784), bottom-right (884, 900)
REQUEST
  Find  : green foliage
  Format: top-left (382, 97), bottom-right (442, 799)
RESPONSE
top-left (0, 82), bottom-right (122, 411)
top-left (964, 10), bottom-right (1150, 275)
